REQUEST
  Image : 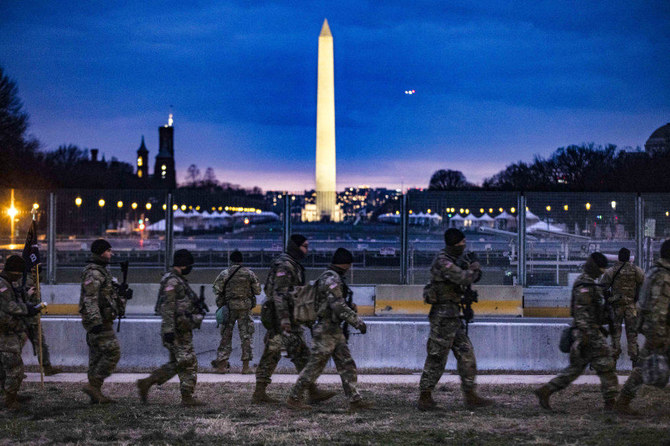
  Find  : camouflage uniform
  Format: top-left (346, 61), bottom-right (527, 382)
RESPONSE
top-left (144, 268), bottom-right (202, 398)
top-left (21, 278), bottom-right (54, 370)
top-left (288, 267), bottom-right (364, 403)
top-left (0, 273), bottom-right (31, 395)
top-left (255, 253), bottom-right (311, 385)
top-left (79, 256), bottom-right (125, 388)
top-left (419, 249), bottom-right (481, 394)
top-left (546, 273), bottom-right (618, 403)
top-left (213, 264), bottom-right (261, 364)
top-left (601, 261), bottom-right (645, 361)
top-left (619, 258), bottom-right (670, 402)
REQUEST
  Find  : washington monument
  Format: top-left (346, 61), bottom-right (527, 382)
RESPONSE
top-left (315, 18), bottom-right (337, 221)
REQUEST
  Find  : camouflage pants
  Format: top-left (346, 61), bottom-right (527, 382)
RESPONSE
top-left (548, 329), bottom-right (618, 402)
top-left (216, 309), bottom-right (255, 362)
top-left (149, 335), bottom-right (197, 397)
top-left (23, 324), bottom-right (52, 367)
top-left (610, 304), bottom-right (639, 361)
top-left (86, 330), bottom-right (120, 386)
top-left (619, 341), bottom-right (666, 400)
top-left (0, 351), bottom-right (24, 394)
top-left (289, 322), bottom-right (360, 402)
top-left (419, 316), bottom-right (477, 392)
top-left (255, 327), bottom-right (310, 385)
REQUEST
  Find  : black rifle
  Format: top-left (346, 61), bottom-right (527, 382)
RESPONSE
top-left (196, 285), bottom-right (210, 315)
top-left (115, 260), bottom-right (133, 332)
top-left (342, 283), bottom-right (355, 342)
top-left (459, 252), bottom-right (480, 336)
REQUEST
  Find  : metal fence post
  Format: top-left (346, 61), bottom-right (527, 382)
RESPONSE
top-left (517, 193), bottom-right (527, 287)
top-left (635, 193), bottom-right (644, 268)
top-left (47, 192), bottom-right (57, 284)
top-left (400, 193), bottom-right (409, 284)
top-left (165, 193), bottom-right (174, 271)
top-left (283, 193), bottom-right (291, 250)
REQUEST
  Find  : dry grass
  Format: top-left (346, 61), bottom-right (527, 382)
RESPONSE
top-left (1, 382), bottom-right (669, 445)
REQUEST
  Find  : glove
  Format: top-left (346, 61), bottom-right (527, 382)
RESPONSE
top-left (357, 320), bottom-right (367, 334)
top-left (124, 288), bottom-right (134, 300)
top-left (90, 324), bottom-right (104, 335)
top-left (163, 332), bottom-right (175, 344)
top-left (26, 304), bottom-right (41, 317)
top-left (469, 262), bottom-right (481, 271)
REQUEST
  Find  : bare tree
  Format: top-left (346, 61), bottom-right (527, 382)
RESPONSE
top-left (186, 164), bottom-right (201, 186)
top-left (428, 169), bottom-right (470, 190)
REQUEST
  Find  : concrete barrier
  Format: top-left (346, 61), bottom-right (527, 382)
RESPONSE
top-left (23, 317), bottom-right (636, 372)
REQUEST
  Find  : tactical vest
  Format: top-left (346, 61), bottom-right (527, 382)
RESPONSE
top-left (79, 263), bottom-right (118, 323)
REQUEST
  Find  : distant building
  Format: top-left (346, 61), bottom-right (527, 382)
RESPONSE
top-left (645, 122), bottom-right (670, 155)
top-left (136, 136), bottom-right (149, 180)
top-left (154, 114), bottom-right (176, 189)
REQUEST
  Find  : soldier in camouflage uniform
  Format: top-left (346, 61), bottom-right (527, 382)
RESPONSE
top-left (417, 229), bottom-right (494, 411)
top-left (79, 239), bottom-right (126, 404)
top-left (211, 250), bottom-right (261, 374)
top-left (252, 234), bottom-right (335, 405)
top-left (616, 240), bottom-right (670, 415)
top-left (600, 248), bottom-right (645, 365)
top-left (137, 249), bottom-right (206, 407)
top-left (535, 252), bottom-right (618, 411)
top-left (0, 256), bottom-right (41, 410)
top-left (286, 248), bottom-right (373, 412)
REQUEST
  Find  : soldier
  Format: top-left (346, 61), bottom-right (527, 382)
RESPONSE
top-left (600, 247), bottom-right (645, 366)
top-left (417, 228), bottom-right (493, 411)
top-left (286, 248), bottom-right (373, 412)
top-left (22, 275), bottom-right (62, 376)
top-left (211, 250), bottom-right (261, 374)
top-left (252, 234), bottom-right (335, 405)
top-left (0, 255), bottom-right (41, 410)
top-left (534, 252), bottom-right (618, 411)
top-left (79, 239), bottom-right (126, 404)
top-left (137, 249), bottom-right (206, 407)
top-left (615, 240), bottom-right (670, 415)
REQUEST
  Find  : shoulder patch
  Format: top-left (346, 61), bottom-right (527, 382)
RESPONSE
top-left (579, 288), bottom-right (589, 293)
top-left (276, 271), bottom-right (286, 277)
top-left (164, 285), bottom-right (175, 292)
top-left (0, 286), bottom-right (7, 292)
top-left (329, 282), bottom-right (338, 289)
top-left (84, 279), bottom-right (93, 286)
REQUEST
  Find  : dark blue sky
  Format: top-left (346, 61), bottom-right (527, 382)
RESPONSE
top-left (1, 1), bottom-right (669, 191)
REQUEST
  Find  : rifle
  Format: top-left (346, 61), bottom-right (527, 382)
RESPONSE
top-left (114, 260), bottom-right (133, 332)
top-left (459, 252), bottom-right (480, 336)
top-left (342, 283), bottom-right (355, 342)
top-left (196, 285), bottom-right (210, 315)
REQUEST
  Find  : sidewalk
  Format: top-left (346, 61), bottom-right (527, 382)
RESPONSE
top-left (24, 373), bottom-right (630, 385)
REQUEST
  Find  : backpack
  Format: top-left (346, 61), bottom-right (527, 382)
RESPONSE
top-left (292, 280), bottom-right (319, 325)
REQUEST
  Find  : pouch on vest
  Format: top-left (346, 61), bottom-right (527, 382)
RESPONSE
top-left (292, 281), bottom-right (318, 325)
top-left (559, 326), bottom-right (574, 353)
top-left (260, 299), bottom-right (278, 330)
top-left (423, 282), bottom-right (438, 304)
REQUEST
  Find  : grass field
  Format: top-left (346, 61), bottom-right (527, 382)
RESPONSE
top-left (1, 382), bottom-right (669, 445)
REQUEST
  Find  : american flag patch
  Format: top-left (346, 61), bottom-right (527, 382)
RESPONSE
top-left (84, 280), bottom-right (93, 285)
top-left (329, 283), bottom-right (338, 289)
top-left (579, 288), bottom-right (589, 293)
top-left (0, 287), bottom-right (6, 292)
top-left (164, 285), bottom-right (174, 291)
top-left (276, 271), bottom-right (286, 277)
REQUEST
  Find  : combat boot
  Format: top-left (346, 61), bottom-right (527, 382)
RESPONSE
top-left (417, 390), bottom-right (438, 411)
top-left (181, 394), bottom-right (206, 407)
top-left (286, 395), bottom-right (312, 411)
top-left (241, 360), bottom-right (253, 374)
top-left (614, 394), bottom-right (639, 416)
top-left (308, 384), bottom-right (336, 404)
top-left (604, 398), bottom-right (616, 413)
top-left (349, 399), bottom-right (374, 413)
top-left (82, 382), bottom-right (104, 404)
top-left (136, 377), bottom-right (156, 404)
top-left (4, 392), bottom-right (20, 411)
top-left (463, 389), bottom-right (494, 408)
top-left (214, 360), bottom-right (229, 374)
top-left (534, 385), bottom-right (554, 410)
top-left (252, 383), bottom-right (279, 404)
top-left (43, 365), bottom-right (63, 376)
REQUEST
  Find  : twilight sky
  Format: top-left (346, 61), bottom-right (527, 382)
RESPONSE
top-left (1, 1), bottom-right (669, 192)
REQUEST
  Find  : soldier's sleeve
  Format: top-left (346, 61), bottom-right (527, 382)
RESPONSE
top-left (600, 268), bottom-right (613, 287)
top-left (213, 270), bottom-right (227, 308)
top-left (573, 283), bottom-right (596, 332)
top-left (160, 277), bottom-right (180, 334)
top-left (647, 277), bottom-right (670, 344)
top-left (81, 269), bottom-right (105, 328)
top-left (272, 265), bottom-right (294, 324)
top-left (321, 275), bottom-right (360, 327)
top-left (635, 266), bottom-right (645, 286)
top-left (250, 270), bottom-right (262, 296)
top-left (434, 256), bottom-right (478, 286)
top-left (0, 285), bottom-right (29, 316)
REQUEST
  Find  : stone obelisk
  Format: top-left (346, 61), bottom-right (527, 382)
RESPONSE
top-left (315, 19), bottom-right (337, 221)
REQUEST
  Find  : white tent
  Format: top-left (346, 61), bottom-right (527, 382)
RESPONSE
top-left (494, 211), bottom-right (517, 230)
top-left (478, 213), bottom-right (495, 228)
top-left (527, 221), bottom-right (565, 234)
top-left (147, 220), bottom-right (184, 232)
top-left (449, 214), bottom-right (465, 228)
top-left (525, 210), bottom-right (541, 224)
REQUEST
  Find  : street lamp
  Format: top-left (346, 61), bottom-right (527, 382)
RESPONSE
top-left (117, 201), bottom-right (123, 208)
top-left (145, 203), bottom-right (152, 210)
top-left (75, 197), bottom-right (82, 207)
top-left (98, 199), bottom-right (105, 208)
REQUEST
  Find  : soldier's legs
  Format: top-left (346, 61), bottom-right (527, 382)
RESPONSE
top-left (174, 343), bottom-right (198, 397)
top-left (87, 331), bottom-right (121, 385)
top-left (332, 340), bottom-right (361, 402)
top-left (149, 350), bottom-right (179, 385)
top-left (289, 333), bottom-right (335, 400)
top-left (238, 311), bottom-right (255, 362)
top-left (623, 307), bottom-right (639, 361)
top-left (0, 352), bottom-right (24, 394)
top-left (610, 308), bottom-right (624, 361)
top-left (284, 330), bottom-right (311, 373)
top-left (216, 314), bottom-right (236, 364)
top-left (548, 350), bottom-right (588, 392)
top-left (619, 344), bottom-right (652, 401)
top-left (451, 326), bottom-right (477, 392)
top-left (591, 354), bottom-right (618, 403)
top-left (419, 317), bottom-right (458, 392)
top-left (255, 332), bottom-right (283, 385)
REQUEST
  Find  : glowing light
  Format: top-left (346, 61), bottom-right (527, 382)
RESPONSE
top-left (546, 206), bottom-right (551, 212)
top-left (172, 204), bottom-right (178, 211)
top-left (180, 205), bottom-right (186, 211)
top-left (137, 157), bottom-right (143, 167)
top-left (32, 203), bottom-right (39, 210)
top-left (243, 218), bottom-right (250, 225)
top-left (117, 201), bottom-right (123, 208)
top-left (162, 204), bottom-right (167, 210)
top-left (139, 222), bottom-right (145, 230)
top-left (479, 208), bottom-right (484, 214)
top-left (427, 209), bottom-right (431, 214)
top-left (131, 202), bottom-right (138, 210)
top-left (489, 208), bottom-right (493, 214)
top-left (75, 197), bottom-right (82, 207)
top-left (585, 202), bottom-right (591, 211)
top-left (98, 199), bottom-right (105, 208)
top-left (465, 209), bottom-right (469, 214)
top-left (510, 207), bottom-right (516, 213)
top-left (168, 113), bottom-right (173, 127)
top-left (404, 89), bottom-right (416, 95)
top-left (563, 205), bottom-right (568, 211)
top-left (611, 201), bottom-right (617, 210)
top-left (145, 203), bottom-right (152, 210)
top-left (7, 207), bottom-right (17, 218)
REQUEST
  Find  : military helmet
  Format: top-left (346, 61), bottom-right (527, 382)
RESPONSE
top-left (641, 353), bottom-right (669, 388)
